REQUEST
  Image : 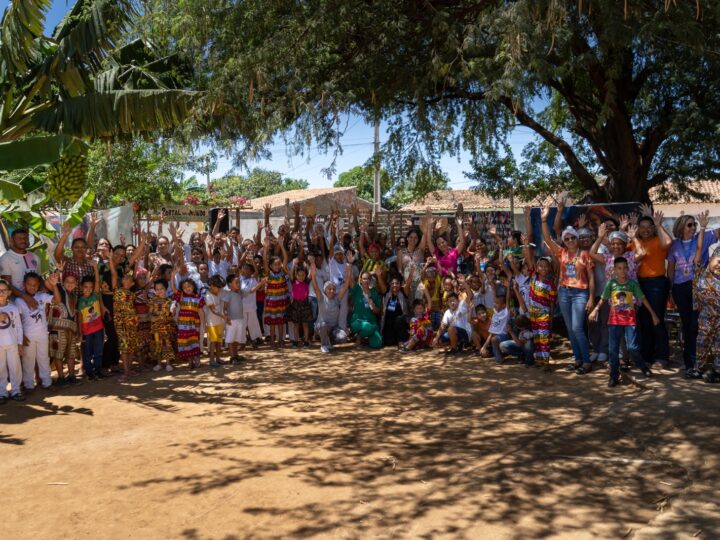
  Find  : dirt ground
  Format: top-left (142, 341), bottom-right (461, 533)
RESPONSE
top-left (2, 344), bottom-right (719, 540)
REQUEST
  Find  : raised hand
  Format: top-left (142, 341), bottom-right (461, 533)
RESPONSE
top-left (698, 210), bottom-right (711, 229)
top-left (653, 210), bottom-right (664, 227)
top-left (523, 206), bottom-right (532, 219)
top-left (541, 206), bottom-right (551, 221)
top-left (263, 203), bottom-right (272, 220)
top-left (90, 212), bottom-right (102, 227)
top-left (639, 203), bottom-right (653, 217)
top-left (576, 213), bottom-right (588, 229)
top-left (619, 214), bottom-right (630, 231)
top-left (627, 224), bottom-right (639, 239)
top-left (345, 251), bottom-right (355, 265)
top-left (350, 203), bottom-right (359, 217)
top-left (598, 222), bottom-right (608, 239)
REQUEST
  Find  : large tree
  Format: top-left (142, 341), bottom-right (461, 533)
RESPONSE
top-left (211, 168), bottom-right (309, 200)
top-left (147, 0), bottom-right (720, 203)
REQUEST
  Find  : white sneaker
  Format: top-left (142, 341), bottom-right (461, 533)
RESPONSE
top-left (165, 363), bottom-right (174, 372)
top-left (153, 364), bottom-right (162, 372)
top-left (590, 353), bottom-right (599, 362)
top-left (598, 353), bottom-right (608, 362)
top-left (320, 345), bottom-right (331, 353)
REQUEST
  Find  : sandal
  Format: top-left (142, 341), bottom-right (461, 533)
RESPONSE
top-left (565, 363), bottom-right (581, 372)
top-left (575, 365), bottom-right (592, 375)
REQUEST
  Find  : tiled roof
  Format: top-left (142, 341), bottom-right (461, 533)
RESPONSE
top-left (239, 187), bottom-right (380, 216)
top-left (649, 180), bottom-right (720, 203)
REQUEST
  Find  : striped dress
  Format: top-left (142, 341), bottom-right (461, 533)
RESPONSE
top-left (264, 270), bottom-right (290, 325)
top-left (173, 292), bottom-right (205, 360)
top-left (528, 273), bottom-right (558, 364)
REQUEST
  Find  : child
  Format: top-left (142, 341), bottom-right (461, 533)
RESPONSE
top-left (171, 274), bottom-right (206, 369)
top-left (288, 262), bottom-right (313, 347)
top-left (16, 272), bottom-right (54, 390)
top-left (471, 303), bottom-right (492, 356)
top-left (225, 271), bottom-right (265, 362)
top-left (524, 245), bottom-right (558, 370)
top-left (205, 274), bottom-right (227, 367)
top-left (47, 270), bottom-right (80, 385)
top-left (0, 279), bottom-right (24, 403)
top-left (133, 268), bottom-right (151, 368)
top-left (148, 279), bottom-right (176, 371)
top-left (262, 233), bottom-right (290, 348)
top-left (77, 261), bottom-right (107, 380)
top-left (498, 315), bottom-right (535, 366)
top-left (432, 286), bottom-right (481, 355)
top-left (400, 299), bottom-right (434, 352)
top-left (420, 262), bottom-right (443, 330)
top-left (481, 293), bottom-right (511, 364)
top-left (589, 257), bottom-right (660, 387)
top-left (110, 258), bottom-right (139, 382)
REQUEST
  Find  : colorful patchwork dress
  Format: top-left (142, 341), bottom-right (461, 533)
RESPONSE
top-left (174, 292), bottom-right (205, 361)
top-left (263, 270), bottom-right (290, 326)
top-left (134, 288), bottom-right (150, 357)
top-left (528, 272), bottom-right (558, 365)
top-left (693, 263), bottom-right (720, 371)
top-left (149, 296), bottom-right (176, 364)
top-left (113, 288), bottom-right (139, 354)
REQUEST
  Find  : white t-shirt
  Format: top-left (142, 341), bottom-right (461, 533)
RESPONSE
top-left (489, 307), bottom-right (510, 335)
top-left (208, 259), bottom-right (230, 279)
top-left (515, 274), bottom-right (531, 312)
top-left (0, 250), bottom-right (40, 292)
top-left (15, 292), bottom-right (53, 340)
top-left (441, 302), bottom-right (473, 335)
top-left (204, 291), bottom-right (225, 327)
top-left (240, 276), bottom-right (259, 310)
top-left (0, 303), bottom-right (23, 346)
top-left (309, 264), bottom-right (330, 299)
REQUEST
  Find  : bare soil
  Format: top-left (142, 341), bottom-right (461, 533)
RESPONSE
top-left (1, 345), bottom-right (719, 539)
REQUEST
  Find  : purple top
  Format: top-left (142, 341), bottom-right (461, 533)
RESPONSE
top-left (291, 280), bottom-right (310, 301)
top-left (435, 247), bottom-right (459, 276)
top-left (667, 230), bottom-right (715, 284)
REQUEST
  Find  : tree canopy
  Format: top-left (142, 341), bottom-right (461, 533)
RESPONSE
top-left (146, 0), bottom-right (720, 203)
top-left (211, 168), bottom-right (309, 200)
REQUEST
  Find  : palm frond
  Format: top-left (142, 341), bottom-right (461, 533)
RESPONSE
top-left (32, 89), bottom-right (199, 138)
top-left (0, 0), bottom-right (51, 78)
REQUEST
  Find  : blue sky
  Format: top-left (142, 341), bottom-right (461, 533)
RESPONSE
top-left (17, 0), bottom-right (539, 189)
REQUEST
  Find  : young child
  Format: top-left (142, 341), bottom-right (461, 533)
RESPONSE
top-left (288, 262), bottom-right (313, 347)
top-left (400, 299), bottom-right (434, 352)
top-left (171, 274), bottom-right (206, 369)
top-left (262, 234), bottom-right (290, 348)
top-left (589, 256), bottom-right (660, 387)
top-left (110, 259), bottom-right (139, 382)
top-left (471, 303), bottom-right (492, 356)
top-left (524, 246), bottom-right (558, 370)
top-left (420, 263), bottom-right (443, 330)
top-left (133, 268), bottom-right (151, 369)
top-left (205, 274), bottom-right (227, 367)
top-left (148, 279), bottom-right (176, 371)
top-left (16, 272), bottom-right (54, 390)
top-left (481, 293), bottom-right (511, 364)
top-left (77, 262), bottom-right (107, 380)
top-left (0, 279), bottom-right (24, 403)
top-left (225, 271), bottom-right (266, 362)
top-left (432, 286), bottom-right (481, 355)
top-left (498, 315), bottom-right (535, 366)
top-left (47, 270), bottom-right (80, 385)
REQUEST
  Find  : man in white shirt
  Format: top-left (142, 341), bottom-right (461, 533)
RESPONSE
top-left (0, 229), bottom-right (40, 306)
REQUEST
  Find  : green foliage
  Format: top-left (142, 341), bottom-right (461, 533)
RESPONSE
top-left (210, 168), bottom-right (309, 200)
top-left (146, 0), bottom-right (720, 202)
top-left (334, 166), bottom-right (392, 204)
top-left (87, 139), bottom-right (194, 209)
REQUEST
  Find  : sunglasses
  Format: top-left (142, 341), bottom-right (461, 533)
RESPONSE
top-left (564, 236), bottom-right (578, 241)
top-left (686, 222), bottom-right (697, 228)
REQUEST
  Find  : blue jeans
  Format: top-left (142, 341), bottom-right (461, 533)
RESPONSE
top-left (608, 325), bottom-right (646, 380)
top-left (558, 286), bottom-right (591, 364)
top-left (491, 332), bottom-right (510, 363)
top-left (672, 281), bottom-right (697, 369)
top-left (82, 329), bottom-right (104, 377)
top-left (638, 276), bottom-right (670, 363)
top-left (500, 339), bottom-right (535, 365)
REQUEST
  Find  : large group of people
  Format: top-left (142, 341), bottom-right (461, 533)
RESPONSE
top-left (0, 200), bottom-right (719, 403)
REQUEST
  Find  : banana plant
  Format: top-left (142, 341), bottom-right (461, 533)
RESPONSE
top-left (0, 0), bottom-right (200, 240)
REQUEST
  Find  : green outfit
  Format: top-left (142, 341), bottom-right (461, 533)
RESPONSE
top-left (349, 284), bottom-right (382, 349)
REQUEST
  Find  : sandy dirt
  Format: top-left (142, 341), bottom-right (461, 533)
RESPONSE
top-left (1, 345), bottom-right (719, 540)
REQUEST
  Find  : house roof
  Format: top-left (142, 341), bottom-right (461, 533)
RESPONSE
top-left (239, 187), bottom-right (382, 216)
top-left (401, 180), bottom-right (720, 213)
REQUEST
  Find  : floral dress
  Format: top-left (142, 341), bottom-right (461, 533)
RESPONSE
top-left (149, 296), bottom-right (176, 364)
top-left (264, 270), bottom-right (290, 325)
top-left (114, 288), bottom-right (139, 354)
top-left (134, 288), bottom-right (150, 356)
top-left (174, 292), bottom-right (205, 361)
top-left (693, 263), bottom-right (720, 371)
top-left (528, 272), bottom-right (558, 365)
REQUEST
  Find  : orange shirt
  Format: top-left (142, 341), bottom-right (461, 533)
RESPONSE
top-left (559, 249), bottom-right (593, 289)
top-left (637, 236), bottom-right (668, 279)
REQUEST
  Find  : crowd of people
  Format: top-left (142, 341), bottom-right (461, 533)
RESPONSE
top-left (0, 200), bottom-right (718, 403)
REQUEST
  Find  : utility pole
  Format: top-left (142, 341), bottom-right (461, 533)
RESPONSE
top-left (206, 155), bottom-right (211, 195)
top-left (373, 118), bottom-right (380, 220)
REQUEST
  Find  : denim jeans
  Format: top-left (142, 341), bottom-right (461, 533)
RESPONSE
top-left (500, 339), bottom-right (535, 365)
top-left (491, 332), bottom-right (510, 363)
top-left (588, 300), bottom-right (609, 356)
top-left (607, 324), bottom-right (646, 381)
top-left (309, 296), bottom-right (319, 336)
top-left (558, 286), bottom-right (591, 364)
top-left (82, 329), bottom-right (104, 377)
top-left (672, 280), bottom-right (698, 369)
top-left (638, 276), bottom-right (670, 363)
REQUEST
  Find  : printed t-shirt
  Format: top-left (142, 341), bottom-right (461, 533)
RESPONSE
top-left (205, 291), bottom-right (225, 326)
top-left (15, 292), bottom-right (53, 340)
top-left (77, 292), bottom-right (104, 335)
top-left (637, 235), bottom-right (668, 279)
top-left (489, 307), bottom-right (510, 335)
top-left (441, 302), bottom-right (473, 335)
top-left (559, 249), bottom-right (593, 289)
top-left (668, 231), bottom-right (716, 284)
top-left (0, 250), bottom-right (39, 292)
top-left (601, 279), bottom-right (645, 326)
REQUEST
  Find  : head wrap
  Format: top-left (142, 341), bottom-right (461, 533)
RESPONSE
top-left (333, 244), bottom-right (345, 254)
top-left (562, 226), bottom-right (579, 240)
top-left (368, 242), bottom-right (382, 252)
top-left (577, 228), bottom-right (593, 238)
top-left (609, 231), bottom-right (629, 244)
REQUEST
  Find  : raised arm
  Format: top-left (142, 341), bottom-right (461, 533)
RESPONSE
top-left (589, 223), bottom-right (608, 263)
top-left (86, 213), bottom-right (101, 251)
top-left (424, 208), bottom-right (436, 253)
top-left (109, 254), bottom-right (119, 291)
top-left (55, 221), bottom-right (72, 265)
top-left (211, 209), bottom-right (226, 238)
top-left (552, 197), bottom-right (566, 239)
top-left (541, 206), bottom-right (562, 256)
top-left (694, 210), bottom-right (711, 265)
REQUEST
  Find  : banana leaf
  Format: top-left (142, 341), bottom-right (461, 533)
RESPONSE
top-left (64, 187), bottom-right (95, 227)
top-left (0, 134), bottom-right (86, 170)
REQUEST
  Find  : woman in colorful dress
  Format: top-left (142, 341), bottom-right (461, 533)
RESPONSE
top-left (109, 256), bottom-right (139, 383)
top-left (262, 231), bottom-right (290, 348)
top-left (692, 211), bottom-right (720, 382)
top-left (170, 273), bottom-right (205, 368)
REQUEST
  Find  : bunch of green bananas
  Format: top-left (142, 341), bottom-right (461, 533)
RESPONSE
top-left (47, 155), bottom-right (88, 202)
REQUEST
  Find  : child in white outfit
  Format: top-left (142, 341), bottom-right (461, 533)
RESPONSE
top-left (15, 272), bottom-right (54, 390)
top-left (0, 279), bottom-right (25, 402)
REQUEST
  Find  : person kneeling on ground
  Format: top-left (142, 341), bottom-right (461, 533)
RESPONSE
top-left (432, 280), bottom-right (481, 355)
top-left (311, 255), bottom-right (352, 353)
top-left (480, 289), bottom-right (511, 363)
top-left (498, 315), bottom-right (535, 366)
top-left (400, 299), bottom-right (434, 353)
